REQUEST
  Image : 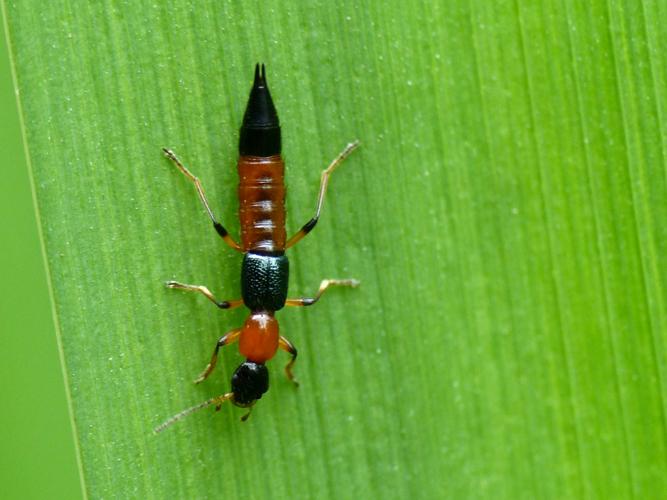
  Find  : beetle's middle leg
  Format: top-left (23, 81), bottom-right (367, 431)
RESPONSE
top-left (166, 281), bottom-right (243, 309)
top-left (285, 279), bottom-right (359, 307)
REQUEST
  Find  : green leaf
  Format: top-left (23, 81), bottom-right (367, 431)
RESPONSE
top-left (4, 0), bottom-right (666, 498)
top-left (0, 17), bottom-right (80, 500)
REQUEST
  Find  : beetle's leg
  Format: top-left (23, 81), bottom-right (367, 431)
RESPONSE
top-left (285, 279), bottom-right (359, 307)
top-left (278, 335), bottom-right (299, 386)
top-left (162, 148), bottom-right (242, 251)
top-left (240, 406), bottom-right (254, 422)
top-left (285, 141), bottom-right (359, 248)
top-left (165, 281), bottom-right (244, 309)
top-left (194, 328), bottom-right (241, 384)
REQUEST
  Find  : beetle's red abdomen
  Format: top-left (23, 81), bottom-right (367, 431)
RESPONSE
top-left (237, 155), bottom-right (286, 253)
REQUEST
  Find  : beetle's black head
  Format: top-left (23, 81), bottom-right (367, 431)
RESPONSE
top-left (230, 361), bottom-right (269, 407)
top-left (239, 63), bottom-right (281, 157)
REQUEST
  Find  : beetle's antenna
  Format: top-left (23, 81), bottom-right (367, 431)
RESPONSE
top-left (154, 393), bottom-right (234, 434)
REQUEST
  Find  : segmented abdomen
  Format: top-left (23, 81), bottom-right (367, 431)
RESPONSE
top-left (237, 155), bottom-right (286, 253)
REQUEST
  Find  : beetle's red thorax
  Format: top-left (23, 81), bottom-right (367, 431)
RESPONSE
top-left (239, 312), bottom-right (279, 363)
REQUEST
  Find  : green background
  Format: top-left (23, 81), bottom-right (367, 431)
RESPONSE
top-left (0, 18), bottom-right (81, 500)
top-left (3, 0), bottom-right (667, 499)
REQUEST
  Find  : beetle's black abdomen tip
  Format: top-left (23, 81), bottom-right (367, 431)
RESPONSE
top-left (245, 63), bottom-right (278, 128)
top-left (239, 63), bottom-right (281, 156)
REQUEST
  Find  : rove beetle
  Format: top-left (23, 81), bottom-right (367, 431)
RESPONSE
top-left (155, 64), bottom-right (359, 432)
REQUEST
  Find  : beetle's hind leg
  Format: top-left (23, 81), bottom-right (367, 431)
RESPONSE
top-left (162, 148), bottom-right (242, 251)
top-left (285, 141), bottom-right (359, 249)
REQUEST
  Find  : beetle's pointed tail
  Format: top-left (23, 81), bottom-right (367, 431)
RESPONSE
top-left (239, 63), bottom-right (281, 156)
